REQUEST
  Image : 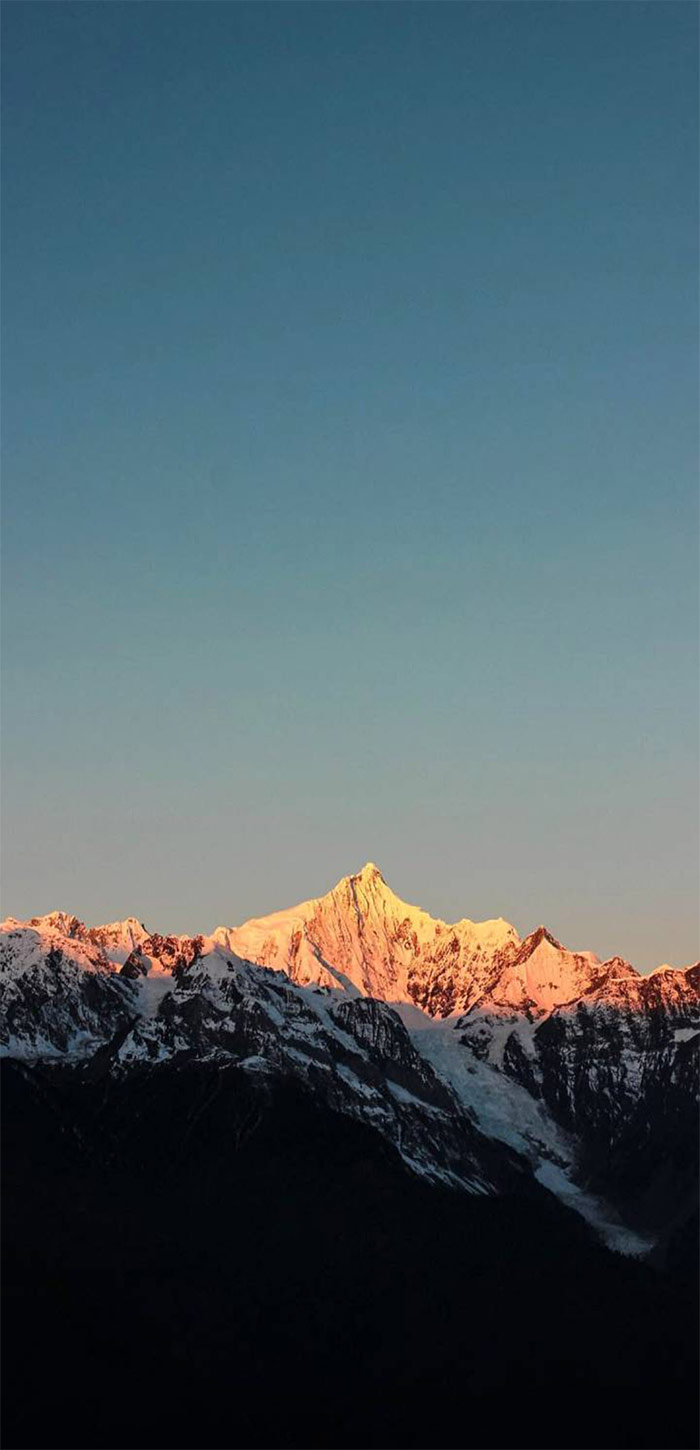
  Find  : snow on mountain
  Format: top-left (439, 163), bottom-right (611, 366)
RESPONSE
top-left (84, 917), bottom-right (150, 963)
top-left (219, 862), bottom-right (521, 1013)
top-left (474, 924), bottom-right (604, 1013)
top-left (398, 1003), bottom-right (652, 1255)
top-left (1, 866), bottom-right (697, 1254)
top-left (0, 911), bottom-right (525, 1195)
top-left (0, 917), bottom-right (136, 1058)
top-left (9, 912), bottom-right (151, 965)
top-left (451, 945), bottom-right (699, 1235)
top-left (1, 917), bottom-right (111, 978)
top-left (119, 946), bottom-right (518, 1194)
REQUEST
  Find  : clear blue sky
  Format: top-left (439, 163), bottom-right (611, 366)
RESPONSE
top-left (2, 2), bottom-right (697, 969)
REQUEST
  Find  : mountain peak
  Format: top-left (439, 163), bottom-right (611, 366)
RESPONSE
top-left (353, 861), bottom-right (385, 885)
top-left (516, 924), bottom-right (564, 958)
top-left (30, 911), bottom-right (85, 937)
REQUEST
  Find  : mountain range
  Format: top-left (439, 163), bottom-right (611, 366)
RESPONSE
top-left (2, 862), bottom-right (697, 1244)
top-left (2, 864), bottom-right (698, 1449)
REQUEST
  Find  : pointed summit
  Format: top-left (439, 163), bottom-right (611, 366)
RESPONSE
top-left (353, 861), bottom-right (386, 885)
top-left (514, 924), bottom-right (564, 961)
top-left (225, 864), bottom-right (520, 1013)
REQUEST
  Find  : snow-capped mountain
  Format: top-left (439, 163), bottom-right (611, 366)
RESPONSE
top-left (1, 864), bottom-right (697, 1254)
top-left (215, 861), bottom-right (521, 1012)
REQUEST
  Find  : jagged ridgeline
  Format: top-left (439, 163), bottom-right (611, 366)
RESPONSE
top-left (2, 863), bottom-right (698, 1243)
top-left (2, 865), bottom-right (698, 1449)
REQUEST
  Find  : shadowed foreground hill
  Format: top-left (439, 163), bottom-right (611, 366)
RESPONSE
top-left (2, 1059), bottom-right (697, 1450)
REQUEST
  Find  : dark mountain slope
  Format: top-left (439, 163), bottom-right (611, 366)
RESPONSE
top-left (2, 1059), bottom-right (697, 1450)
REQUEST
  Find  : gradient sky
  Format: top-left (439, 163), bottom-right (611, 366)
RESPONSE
top-left (2, 2), bottom-right (698, 969)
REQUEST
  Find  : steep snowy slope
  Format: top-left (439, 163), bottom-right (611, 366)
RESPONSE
top-left (398, 1003), bottom-right (651, 1254)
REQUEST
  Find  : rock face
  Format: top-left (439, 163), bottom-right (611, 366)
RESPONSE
top-left (492, 961), bottom-right (699, 1226)
top-left (1, 863), bottom-right (697, 1250)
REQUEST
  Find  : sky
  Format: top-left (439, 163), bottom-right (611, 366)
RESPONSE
top-left (2, 1), bottom-right (698, 970)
